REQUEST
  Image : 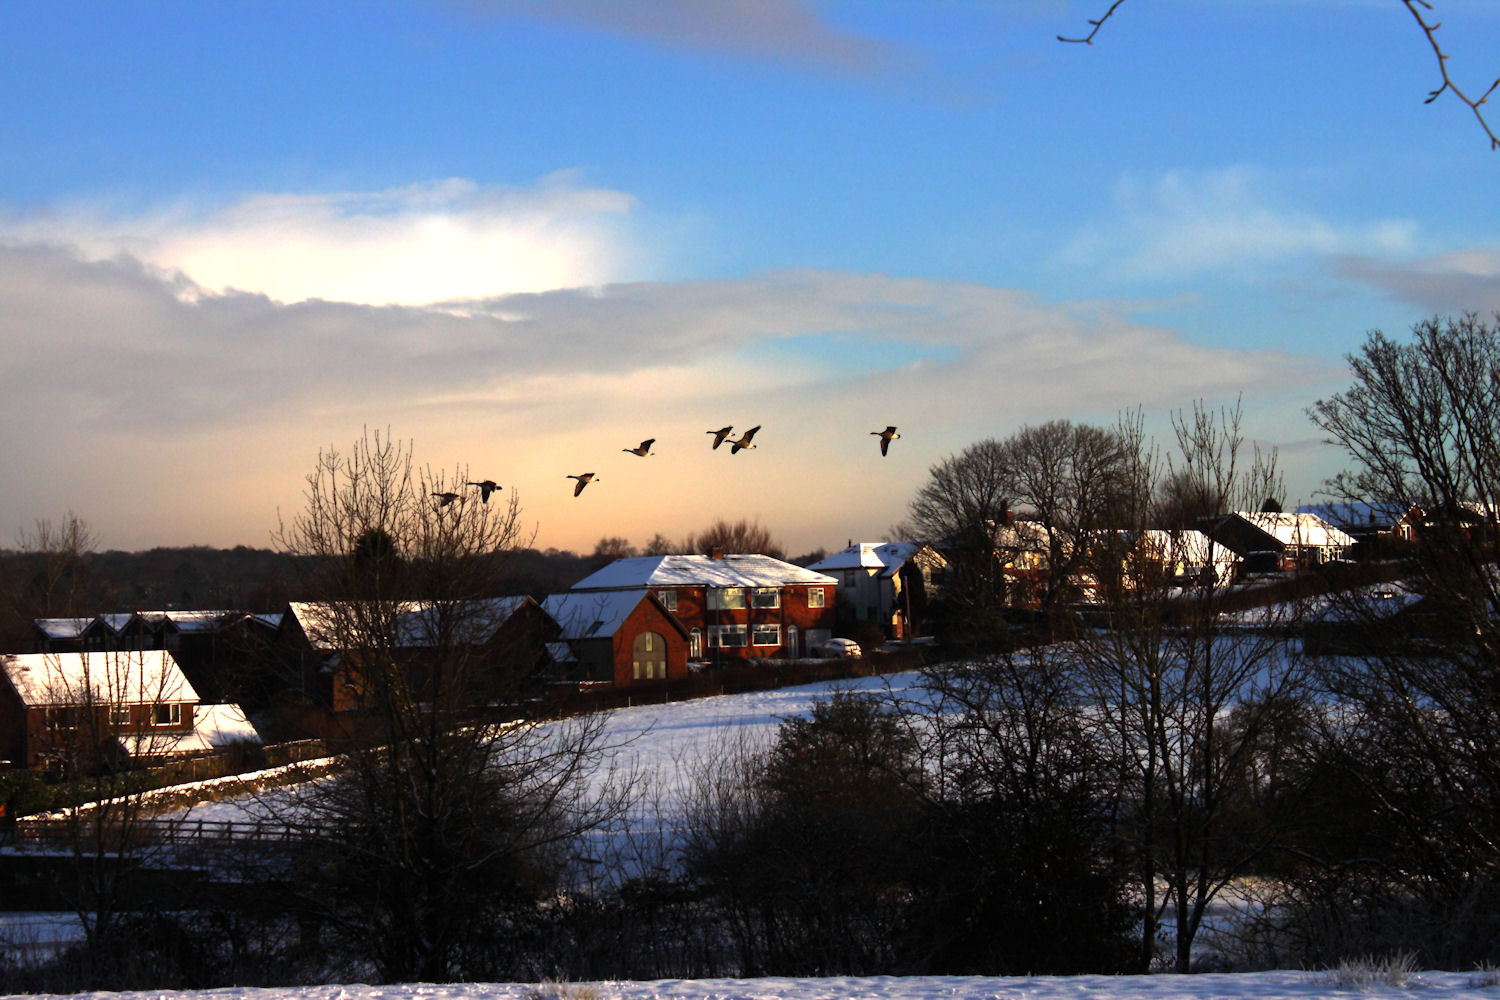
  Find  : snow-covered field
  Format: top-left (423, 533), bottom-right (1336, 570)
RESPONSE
top-left (17, 970), bottom-right (1500, 1000)
top-left (10, 667), bottom-right (1494, 998)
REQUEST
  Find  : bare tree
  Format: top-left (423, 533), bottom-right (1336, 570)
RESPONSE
top-left (1062, 1), bottom-right (1499, 149)
top-left (1300, 314), bottom-right (1500, 965)
top-left (272, 428), bottom-right (635, 982)
top-left (1077, 401), bottom-right (1310, 972)
top-left (680, 517), bottom-right (784, 559)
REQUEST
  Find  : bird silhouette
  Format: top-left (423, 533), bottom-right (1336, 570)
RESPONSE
top-left (707, 426), bottom-right (734, 449)
top-left (467, 480), bottom-right (500, 502)
top-left (872, 426), bottom-right (900, 456)
top-left (623, 438), bottom-right (655, 457)
top-left (567, 473), bottom-right (598, 496)
top-left (432, 491), bottom-right (461, 507)
top-left (730, 425), bottom-right (761, 454)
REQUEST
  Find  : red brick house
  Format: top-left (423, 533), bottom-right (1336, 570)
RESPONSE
top-left (568, 552), bottom-right (838, 661)
top-left (0, 650), bottom-right (200, 773)
top-left (542, 590), bottom-right (690, 687)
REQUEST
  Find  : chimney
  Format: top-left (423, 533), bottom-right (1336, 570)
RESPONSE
top-left (710, 547), bottom-right (725, 560)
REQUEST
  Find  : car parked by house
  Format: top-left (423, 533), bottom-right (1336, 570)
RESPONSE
top-left (814, 637), bottom-right (862, 659)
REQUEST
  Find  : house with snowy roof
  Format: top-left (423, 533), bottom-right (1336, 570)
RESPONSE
top-left (280, 597), bottom-right (557, 712)
top-left (542, 590), bottom-right (690, 687)
top-left (568, 550), bottom-right (838, 661)
top-left (28, 617), bottom-right (93, 654)
top-left (1202, 511), bottom-right (1355, 574)
top-left (805, 542), bottom-right (946, 640)
top-left (0, 649), bottom-right (201, 772)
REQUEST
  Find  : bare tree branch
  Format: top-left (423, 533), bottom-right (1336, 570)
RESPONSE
top-left (1064, 0), bottom-right (1498, 150)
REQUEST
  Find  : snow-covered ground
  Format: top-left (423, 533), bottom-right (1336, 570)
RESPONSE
top-left (17, 970), bottom-right (1500, 1000)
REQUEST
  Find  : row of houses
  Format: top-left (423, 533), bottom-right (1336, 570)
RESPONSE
top-left (4, 506), bottom-right (1420, 775)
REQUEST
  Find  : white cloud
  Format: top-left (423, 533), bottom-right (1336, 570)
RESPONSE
top-left (1061, 166), bottom-right (1419, 283)
top-left (0, 174), bottom-right (641, 306)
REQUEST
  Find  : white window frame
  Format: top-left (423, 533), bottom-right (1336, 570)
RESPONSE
top-left (708, 588), bottom-right (747, 611)
top-left (807, 587), bottom-right (826, 608)
top-left (751, 587), bottom-right (780, 609)
top-left (656, 589), bottom-right (677, 612)
top-left (708, 624), bottom-right (748, 648)
top-left (153, 703), bottom-right (182, 727)
top-left (110, 705), bottom-right (132, 727)
top-left (752, 624), bottom-right (781, 647)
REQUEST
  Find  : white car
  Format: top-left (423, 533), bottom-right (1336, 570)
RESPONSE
top-left (815, 638), bottom-right (862, 659)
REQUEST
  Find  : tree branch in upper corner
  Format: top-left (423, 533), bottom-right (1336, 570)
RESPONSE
top-left (1061, 0), bottom-right (1498, 150)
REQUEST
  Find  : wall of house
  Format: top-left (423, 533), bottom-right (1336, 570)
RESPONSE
top-left (650, 583), bottom-right (835, 660)
top-left (0, 687), bottom-right (26, 769)
top-left (609, 600), bottom-right (689, 686)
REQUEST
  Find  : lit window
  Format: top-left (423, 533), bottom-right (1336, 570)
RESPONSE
top-left (752, 624), bottom-right (781, 646)
top-left (808, 588), bottom-right (826, 608)
top-left (708, 588), bottom-right (747, 610)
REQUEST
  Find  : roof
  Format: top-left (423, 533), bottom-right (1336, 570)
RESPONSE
top-left (543, 589), bottom-right (672, 641)
top-left (0, 650), bottom-right (198, 708)
top-left (1294, 502), bottom-right (1418, 533)
top-left (129, 610), bottom-right (247, 633)
top-left (193, 702), bottom-right (262, 747)
top-left (287, 597), bottom-right (534, 652)
top-left (1125, 529), bottom-right (1235, 565)
top-left (571, 554), bottom-right (836, 591)
top-left (1235, 512), bottom-right (1356, 549)
top-left (806, 542), bottom-right (929, 579)
top-left (32, 617), bottom-right (93, 640)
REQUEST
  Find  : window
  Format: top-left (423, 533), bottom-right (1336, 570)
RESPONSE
top-left (751, 588), bottom-right (780, 609)
top-left (808, 587), bottom-right (826, 608)
top-left (708, 588), bottom-right (746, 610)
top-left (708, 625), bottom-right (748, 648)
top-left (752, 624), bottom-right (781, 647)
top-left (45, 707), bottom-right (80, 729)
top-left (110, 705), bottom-right (132, 727)
top-left (153, 703), bottom-right (182, 726)
top-left (656, 589), bottom-right (677, 612)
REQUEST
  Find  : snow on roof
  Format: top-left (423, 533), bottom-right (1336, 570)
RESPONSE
top-left (543, 590), bottom-right (652, 640)
top-left (1236, 512), bottom-right (1356, 549)
top-left (288, 597), bottom-right (532, 651)
top-left (87, 613), bottom-right (134, 634)
top-left (1129, 529), bottom-right (1235, 565)
top-left (1295, 502), bottom-right (1416, 532)
top-left (32, 617), bottom-right (93, 640)
top-left (807, 542), bottom-right (925, 578)
top-left (0, 650), bottom-right (197, 708)
top-left (572, 554), bottom-right (836, 591)
top-left (120, 729), bottom-right (217, 758)
top-left (193, 703), bottom-right (262, 747)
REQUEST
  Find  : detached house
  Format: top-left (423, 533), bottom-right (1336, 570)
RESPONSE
top-left (0, 650), bottom-right (200, 773)
top-left (806, 542), bottom-right (946, 640)
top-left (568, 551), bottom-right (838, 661)
top-left (1203, 511), bottom-right (1355, 574)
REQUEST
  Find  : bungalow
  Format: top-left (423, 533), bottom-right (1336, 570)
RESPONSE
top-left (568, 551), bottom-right (838, 661)
top-left (1295, 502), bottom-right (1423, 559)
top-left (541, 590), bottom-right (690, 687)
top-left (1203, 511), bottom-right (1355, 573)
top-left (805, 542), bottom-right (946, 639)
top-left (0, 650), bottom-right (199, 773)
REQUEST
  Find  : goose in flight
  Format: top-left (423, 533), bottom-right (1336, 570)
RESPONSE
top-left (730, 425), bottom-right (761, 454)
top-left (707, 426), bottom-right (734, 450)
top-left (432, 491), bottom-right (461, 507)
top-left (567, 473), bottom-right (598, 496)
top-left (467, 480), bottom-right (501, 502)
top-left (623, 438), bottom-right (655, 457)
top-left (872, 426), bottom-right (900, 457)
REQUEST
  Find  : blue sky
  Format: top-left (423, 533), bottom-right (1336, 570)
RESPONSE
top-left (2, 0), bottom-right (1497, 558)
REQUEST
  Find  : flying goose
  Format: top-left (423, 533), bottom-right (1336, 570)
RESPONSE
top-left (567, 473), bottom-right (598, 496)
top-left (432, 491), bottom-right (461, 507)
top-left (730, 425), bottom-right (761, 454)
top-left (707, 426), bottom-right (734, 449)
top-left (623, 438), bottom-right (655, 457)
top-left (872, 426), bottom-right (900, 457)
top-left (467, 480), bottom-right (501, 502)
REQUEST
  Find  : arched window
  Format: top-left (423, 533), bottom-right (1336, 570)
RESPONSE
top-left (632, 631), bottom-right (667, 681)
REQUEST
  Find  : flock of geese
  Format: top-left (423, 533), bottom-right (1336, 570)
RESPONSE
top-left (433, 425), bottom-right (901, 504)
